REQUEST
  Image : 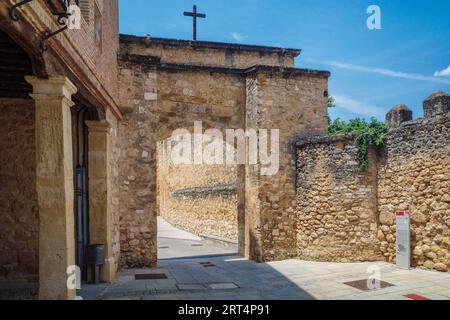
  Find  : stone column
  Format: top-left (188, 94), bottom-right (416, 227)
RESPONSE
top-left (85, 120), bottom-right (116, 283)
top-left (25, 76), bottom-right (77, 300)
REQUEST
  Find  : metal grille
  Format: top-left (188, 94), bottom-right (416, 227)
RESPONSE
top-left (343, 279), bottom-right (394, 291)
top-left (135, 274), bottom-right (168, 280)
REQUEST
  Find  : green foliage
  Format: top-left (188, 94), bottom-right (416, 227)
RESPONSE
top-left (328, 117), bottom-right (386, 171)
top-left (327, 96), bottom-right (336, 125)
top-left (326, 95), bottom-right (386, 170)
top-left (327, 96), bottom-right (336, 109)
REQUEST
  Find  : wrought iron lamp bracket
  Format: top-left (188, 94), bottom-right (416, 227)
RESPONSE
top-left (8, 0), bottom-right (73, 53)
top-left (40, 1), bottom-right (72, 52)
top-left (40, 24), bottom-right (67, 52)
top-left (9, 0), bottom-right (34, 21)
top-left (39, 0), bottom-right (72, 52)
top-left (40, 15), bottom-right (70, 53)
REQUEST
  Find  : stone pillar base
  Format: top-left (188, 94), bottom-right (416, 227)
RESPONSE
top-left (102, 257), bottom-right (116, 283)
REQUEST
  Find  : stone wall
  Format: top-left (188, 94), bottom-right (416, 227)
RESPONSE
top-left (245, 68), bottom-right (329, 262)
top-left (157, 140), bottom-right (238, 241)
top-left (0, 98), bottom-right (39, 281)
top-left (120, 35), bottom-right (298, 69)
top-left (117, 57), bottom-right (245, 267)
top-left (105, 110), bottom-right (122, 273)
top-left (117, 36), bottom-right (329, 267)
top-left (116, 65), bottom-right (159, 268)
top-left (295, 92), bottom-right (450, 273)
top-left (296, 135), bottom-right (382, 262)
top-left (378, 93), bottom-right (450, 272)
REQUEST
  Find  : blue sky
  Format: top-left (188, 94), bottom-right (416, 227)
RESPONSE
top-left (119, 0), bottom-right (450, 121)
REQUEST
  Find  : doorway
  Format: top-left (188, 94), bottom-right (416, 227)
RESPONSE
top-left (72, 104), bottom-right (99, 281)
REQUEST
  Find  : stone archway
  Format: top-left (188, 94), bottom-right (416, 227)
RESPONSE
top-left (117, 37), bottom-right (330, 268)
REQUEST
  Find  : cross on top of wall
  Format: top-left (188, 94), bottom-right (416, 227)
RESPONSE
top-left (183, 5), bottom-right (206, 41)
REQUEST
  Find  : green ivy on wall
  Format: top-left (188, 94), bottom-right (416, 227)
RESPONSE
top-left (327, 97), bottom-right (386, 171)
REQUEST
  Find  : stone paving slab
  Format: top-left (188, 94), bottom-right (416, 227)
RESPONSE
top-left (79, 254), bottom-right (450, 300)
top-left (79, 219), bottom-right (450, 300)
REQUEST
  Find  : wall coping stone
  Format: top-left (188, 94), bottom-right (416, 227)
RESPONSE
top-left (295, 133), bottom-right (355, 148)
top-left (386, 112), bottom-right (450, 132)
top-left (119, 54), bottom-right (330, 78)
top-left (120, 34), bottom-right (301, 57)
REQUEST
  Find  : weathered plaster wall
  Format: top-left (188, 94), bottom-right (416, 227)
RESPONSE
top-left (0, 98), bottom-right (39, 281)
top-left (296, 135), bottom-right (382, 262)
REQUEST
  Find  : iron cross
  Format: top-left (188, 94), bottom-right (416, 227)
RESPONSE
top-left (183, 5), bottom-right (206, 41)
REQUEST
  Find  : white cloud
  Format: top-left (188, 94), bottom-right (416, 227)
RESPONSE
top-left (434, 66), bottom-right (450, 77)
top-left (230, 32), bottom-right (245, 41)
top-left (333, 94), bottom-right (385, 118)
top-left (323, 61), bottom-right (450, 85)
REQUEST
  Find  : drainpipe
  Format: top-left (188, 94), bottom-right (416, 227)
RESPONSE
top-left (75, 106), bottom-right (89, 281)
top-left (81, 112), bottom-right (90, 280)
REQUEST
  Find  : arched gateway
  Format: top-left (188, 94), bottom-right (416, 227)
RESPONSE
top-left (116, 35), bottom-right (330, 267)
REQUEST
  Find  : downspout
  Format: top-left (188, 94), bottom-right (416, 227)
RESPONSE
top-left (75, 106), bottom-right (88, 281)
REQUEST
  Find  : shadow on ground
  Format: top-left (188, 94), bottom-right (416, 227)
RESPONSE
top-left (80, 252), bottom-right (316, 300)
top-left (79, 218), bottom-right (315, 300)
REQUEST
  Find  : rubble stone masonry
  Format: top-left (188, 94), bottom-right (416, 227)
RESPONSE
top-left (378, 93), bottom-right (450, 273)
top-left (0, 98), bottom-right (38, 281)
top-left (245, 69), bottom-right (329, 261)
top-left (158, 152), bottom-right (239, 241)
top-left (119, 35), bottom-right (299, 69)
top-left (117, 35), bottom-right (329, 266)
top-left (296, 135), bottom-right (382, 262)
top-left (117, 51), bottom-right (246, 267)
top-left (296, 92), bottom-right (450, 273)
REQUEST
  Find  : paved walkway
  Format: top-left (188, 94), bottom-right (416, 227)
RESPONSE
top-left (157, 217), bottom-right (237, 260)
top-left (79, 219), bottom-right (450, 300)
